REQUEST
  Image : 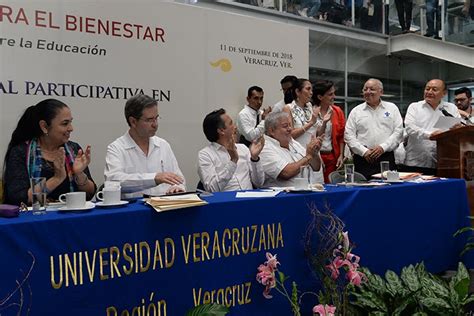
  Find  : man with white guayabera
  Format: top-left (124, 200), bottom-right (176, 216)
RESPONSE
top-left (259, 111), bottom-right (324, 188)
top-left (403, 79), bottom-right (461, 175)
top-left (198, 108), bottom-right (265, 192)
top-left (104, 94), bottom-right (185, 198)
top-left (344, 78), bottom-right (403, 179)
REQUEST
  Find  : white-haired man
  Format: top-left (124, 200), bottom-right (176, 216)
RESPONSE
top-left (344, 78), bottom-right (403, 179)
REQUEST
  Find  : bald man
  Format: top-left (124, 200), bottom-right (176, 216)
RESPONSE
top-left (404, 79), bottom-right (461, 175)
top-left (344, 78), bottom-right (403, 179)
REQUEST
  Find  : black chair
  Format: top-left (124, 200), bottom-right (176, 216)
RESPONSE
top-left (328, 170), bottom-right (367, 184)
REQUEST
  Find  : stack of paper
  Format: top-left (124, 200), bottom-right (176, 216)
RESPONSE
top-left (146, 194), bottom-right (208, 212)
top-left (372, 172), bottom-right (422, 180)
top-left (337, 182), bottom-right (389, 187)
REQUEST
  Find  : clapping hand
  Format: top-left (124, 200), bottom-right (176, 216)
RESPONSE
top-left (322, 109), bottom-right (332, 124)
top-left (73, 145), bottom-right (91, 174)
top-left (262, 107), bottom-right (272, 120)
top-left (52, 147), bottom-right (67, 180)
top-left (310, 107), bottom-right (320, 125)
top-left (249, 136), bottom-right (265, 160)
top-left (225, 137), bottom-right (239, 163)
top-left (306, 135), bottom-right (322, 157)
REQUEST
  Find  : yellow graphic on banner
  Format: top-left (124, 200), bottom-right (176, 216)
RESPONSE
top-left (210, 58), bottom-right (232, 72)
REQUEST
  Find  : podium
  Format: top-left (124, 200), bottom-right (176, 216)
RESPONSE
top-left (431, 126), bottom-right (474, 179)
top-left (431, 126), bottom-right (474, 215)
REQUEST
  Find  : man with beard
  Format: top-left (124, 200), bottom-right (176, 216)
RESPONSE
top-left (454, 87), bottom-right (473, 124)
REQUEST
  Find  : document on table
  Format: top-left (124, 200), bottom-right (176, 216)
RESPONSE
top-left (146, 194), bottom-right (207, 212)
top-left (235, 191), bottom-right (281, 198)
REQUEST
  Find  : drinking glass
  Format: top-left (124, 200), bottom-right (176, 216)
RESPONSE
top-left (380, 161), bottom-right (390, 181)
top-left (30, 177), bottom-right (47, 215)
top-left (300, 165), bottom-right (311, 183)
top-left (344, 164), bottom-right (355, 184)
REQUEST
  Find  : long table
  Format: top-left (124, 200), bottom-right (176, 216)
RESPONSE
top-left (0, 179), bottom-right (471, 315)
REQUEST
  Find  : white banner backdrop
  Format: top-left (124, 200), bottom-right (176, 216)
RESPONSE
top-left (0, 0), bottom-right (308, 189)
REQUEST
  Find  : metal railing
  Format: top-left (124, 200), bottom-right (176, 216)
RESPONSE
top-left (201, 0), bottom-right (474, 46)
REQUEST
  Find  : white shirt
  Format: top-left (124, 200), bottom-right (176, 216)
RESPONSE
top-left (289, 101), bottom-right (318, 148)
top-left (237, 105), bottom-right (265, 143)
top-left (260, 135), bottom-right (323, 187)
top-left (344, 100), bottom-right (403, 157)
top-left (197, 143), bottom-right (264, 192)
top-left (104, 131), bottom-right (186, 197)
top-left (315, 112), bottom-right (333, 152)
top-left (272, 99), bottom-right (286, 113)
top-left (463, 106), bottom-right (474, 124)
top-left (404, 100), bottom-right (460, 168)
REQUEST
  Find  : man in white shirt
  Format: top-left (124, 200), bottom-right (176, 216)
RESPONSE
top-left (404, 79), bottom-right (461, 175)
top-left (273, 75), bottom-right (297, 113)
top-left (104, 94), bottom-right (185, 197)
top-left (198, 108), bottom-right (265, 192)
top-left (344, 78), bottom-right (403, 179)
top-left (237, 86), bottom-right (271, 146)
top-left (260, 112), bottom-right (324, 187)
top-left (454, 87), bottom-right (473, 124)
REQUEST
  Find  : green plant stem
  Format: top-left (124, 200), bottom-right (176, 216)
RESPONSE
top-left (275, 280), bottom-right (301, 316)
top-left (342, 285), bottom-right (349, 316)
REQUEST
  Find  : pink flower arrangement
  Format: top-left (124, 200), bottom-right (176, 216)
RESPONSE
top-left (313, 304), bottom-right (336, 316)
top-left (256, 252), bottom-right (279, 299)
top-left (256, 230), bottom-right (366, 315)
top-left (325, 231), bottom-right (366, 286)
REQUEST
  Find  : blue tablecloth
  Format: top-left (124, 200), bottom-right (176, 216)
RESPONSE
top-left (0, 179), bottom-right (471, 315)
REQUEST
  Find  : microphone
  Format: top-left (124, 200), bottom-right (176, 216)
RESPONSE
top-left (440, 108), bottom-right (468, 126)
top-left (441, 108), bottom-right (453, 117)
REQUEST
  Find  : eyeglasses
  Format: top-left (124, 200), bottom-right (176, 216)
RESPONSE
top-left (139, 115), bottom-right (161, 124)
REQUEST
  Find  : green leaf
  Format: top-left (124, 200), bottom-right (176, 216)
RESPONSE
top-left (451, 262), bottom-right (470, 300)
top-left (392, 296), bottom-right (414, 315)
top-left (420, 275), bottom-right (450, 300)
top-left (186, 304), bottom-right (230, 316)
top-left (401, 264), bottom-right (420, 293)
top-left (278, 271), bottom-right (287, 284)
top-left (460, 243), bottom-right (474, 256)
top-left (364, 273), bottom-right (387, 295)
top-left (411, 312), bottom-right (429, 316)
top-left (291, 281), bottom-right (299, 311)
top-left (453, 226), bottom-right (474, 237)
top-left (351, 291), bottom-right (387, 311)
top-left (462, 294), bottom-right (474, 305)
top-left (415, 262), bottom-right (428, 279)
top-left (368, 312), bottom-right (386, 316)
top-left (385, 270), bottom-right (404, 296)
top-left (419, 297), bottom-right (452, 313)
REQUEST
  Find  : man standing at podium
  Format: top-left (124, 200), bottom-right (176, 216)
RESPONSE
top-left (454, 87), bottom-right (473, 124)
top-left (404, 79), bottom-right (460, 175)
